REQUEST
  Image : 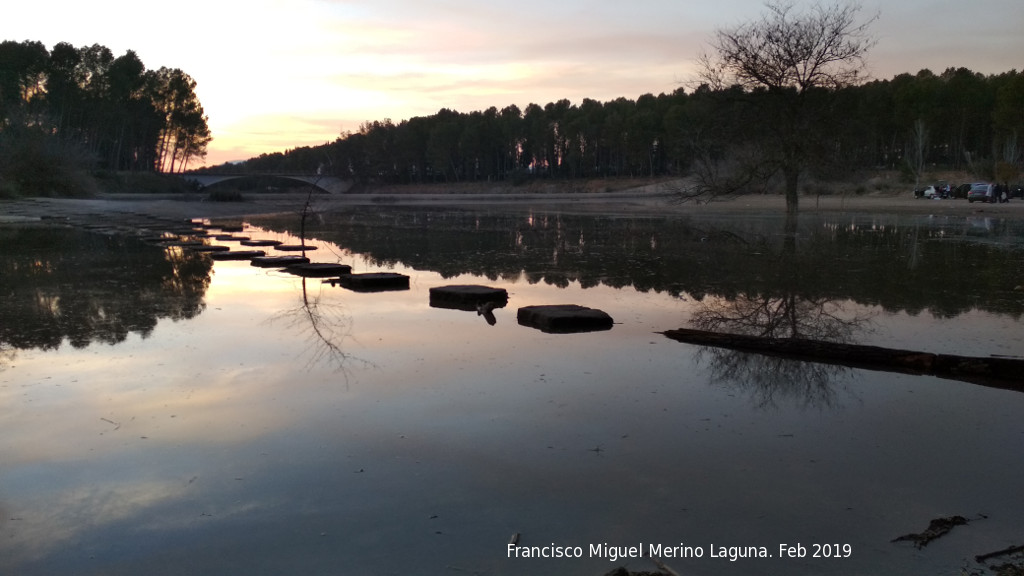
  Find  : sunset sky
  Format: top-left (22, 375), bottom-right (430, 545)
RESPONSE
top-left (5, 0), bottom-right (1022, 166)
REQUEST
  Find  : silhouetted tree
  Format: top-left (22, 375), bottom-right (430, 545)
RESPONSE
top-left (693, 0), bottom-right (877, 212)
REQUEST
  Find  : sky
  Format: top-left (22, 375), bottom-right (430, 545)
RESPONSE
top-left (4, 0), bottom-right (1022, 166)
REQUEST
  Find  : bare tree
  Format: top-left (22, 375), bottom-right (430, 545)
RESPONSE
top-left (695, 1), bottom-right (877, 212)
top-left (907, 118), bottom-right (929, 192)
top-left (668, 135), bottom-right (766, 204)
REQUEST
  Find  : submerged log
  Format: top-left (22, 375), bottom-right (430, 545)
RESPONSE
top-left (660, 328), bottom-right (1024, 392)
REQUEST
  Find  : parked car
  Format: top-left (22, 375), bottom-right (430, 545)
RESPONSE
top-left (952, 183), bottom-right (972, 199)
top-left (967, 183), bottom-right (997, 203)
top-left (914, 185), bottom-right (938, 199)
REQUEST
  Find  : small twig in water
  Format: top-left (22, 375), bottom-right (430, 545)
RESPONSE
top-left (891, 515), bottom-right (969, 548)
top-left (976, 543), bottom-right (1024, 563)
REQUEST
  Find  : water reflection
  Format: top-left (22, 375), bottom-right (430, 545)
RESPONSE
top-left (2, 208), bottom-right (1024, 576)
top-left (251, 207), bottom-right (1024, 319)
top-left (265, 277), bottom-right (361, 372)
top-left (249, 207), bottom-right (1024, 404)
top-left (687, 213), bottom-right (877, 406)
top-left (690, 294), bottom-right (874, 407)
top-left (0, 225), bottom-right (211, 354)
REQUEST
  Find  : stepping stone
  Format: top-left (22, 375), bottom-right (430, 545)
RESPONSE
top-left (251, 255), bottom-right (310, 268)
top-left (285, 262), bottom-right (352, 277)
top-left (162, 227), bottom-right (209, 236)
top-left (213, 224), bottom-right (245, 232)
top-left (517, 304), bottom-right (613, 334)
top-left (214, 234), bottom-right (250, 241)
top-left (186, 245), bottom-right (231, 252)
top-left (428, 285), bottom-right (509, 311)
top-left (275, 244), bottom-right (318, 252)
top-left (162, 240), bottom-right (206, 248)
top-left (240, 239), bottom-right (283, 247)
top-left (210, 250), bottom-right (266, 261)
top-left (326, 272), bottom-right (410, 292)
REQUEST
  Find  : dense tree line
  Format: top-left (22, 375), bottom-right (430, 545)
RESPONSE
top-left (254, 206), bottom-right (1024, 320)
top-left (228, 67), bottom-right (1022, 191)
top-left (0, 39), bottom-right (210, 194)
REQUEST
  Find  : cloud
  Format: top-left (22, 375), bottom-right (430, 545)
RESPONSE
top-left (3, 0), bottom-right (1022, 166)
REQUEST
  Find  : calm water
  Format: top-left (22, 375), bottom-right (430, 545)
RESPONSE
top-left (1, 205), bottom-right (1022, 576)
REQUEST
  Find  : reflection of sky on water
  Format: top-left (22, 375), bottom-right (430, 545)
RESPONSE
top-left (2, 219), bottom-right (1023, 576)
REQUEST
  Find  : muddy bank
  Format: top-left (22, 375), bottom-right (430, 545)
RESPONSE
top-left (2, 184), bottom-right (1024, 222)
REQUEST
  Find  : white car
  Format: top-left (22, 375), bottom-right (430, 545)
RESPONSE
top-left (915, 186), bottom-right (937, 199)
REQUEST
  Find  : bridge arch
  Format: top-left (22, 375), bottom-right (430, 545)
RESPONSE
top-left (181, 173), bottom-right (353, 195)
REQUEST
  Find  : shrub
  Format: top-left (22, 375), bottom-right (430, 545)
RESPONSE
top-left (207, 188), bottom-right (244, 202)
top-left (0, 129), bottom-right (97, 197)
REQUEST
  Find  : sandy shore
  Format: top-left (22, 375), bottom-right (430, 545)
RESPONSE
top-left (2, 189), bottom-right (1024, 222)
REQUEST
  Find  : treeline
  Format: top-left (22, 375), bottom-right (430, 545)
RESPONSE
top-left (229, 67), bottom-right (1023, 187)
top-left (0, 39), bottom-right (210, 195)
top-left (257, 206), bottom-right (1024, 319)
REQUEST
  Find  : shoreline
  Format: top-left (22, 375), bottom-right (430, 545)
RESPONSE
top-left (2, 189), bottom-right (1024, 222)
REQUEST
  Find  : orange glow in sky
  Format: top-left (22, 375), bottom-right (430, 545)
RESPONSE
top-left (4, 0), bottom-right (1022, 166)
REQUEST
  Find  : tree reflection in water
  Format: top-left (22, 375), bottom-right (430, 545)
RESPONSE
top-left (690, 215), bottom-right (876, 408)
top-left (0, 225), bottom-right (211, 355)
top-left (690, 294), bottom-right (876, 408)
top-left (266, 277), bottom-right (367, 375)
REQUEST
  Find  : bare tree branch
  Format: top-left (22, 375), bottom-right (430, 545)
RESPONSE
top-left (706, 1), bottom-right (878, 94)
top-left (689, 1), bottom-right (878, 212)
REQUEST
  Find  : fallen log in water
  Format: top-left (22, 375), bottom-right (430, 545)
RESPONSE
top-left (659, 328), bottom-right (1024, 393)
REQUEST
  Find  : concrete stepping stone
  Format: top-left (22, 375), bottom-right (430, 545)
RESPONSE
top-left (240, 239), bottom-right (283, 247)
top-left (275, 244), bottom-right (318, 252)
top-left (326, 272), bottom-right (410, 292)
top-left (162, 240), bottom-right (206, 248)
top-left (210, 250), bottom-right (266, 261)
top-left (186, 245), bottom-right (231, 252)
top-left (517, 304), bottom-right (613, 333)
top-left (428, 285), bottom-right (509, 311)
top-left (285, 262), bottom-right (353, 277)
top-left (251, 255), bottom-right (310, 268)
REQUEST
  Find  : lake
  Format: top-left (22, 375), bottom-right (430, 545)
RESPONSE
top-left (1, 203), bottom-right (1022, 575)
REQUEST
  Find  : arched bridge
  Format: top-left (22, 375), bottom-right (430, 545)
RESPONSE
top-left (181, 173), bottom-right (353, 195)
